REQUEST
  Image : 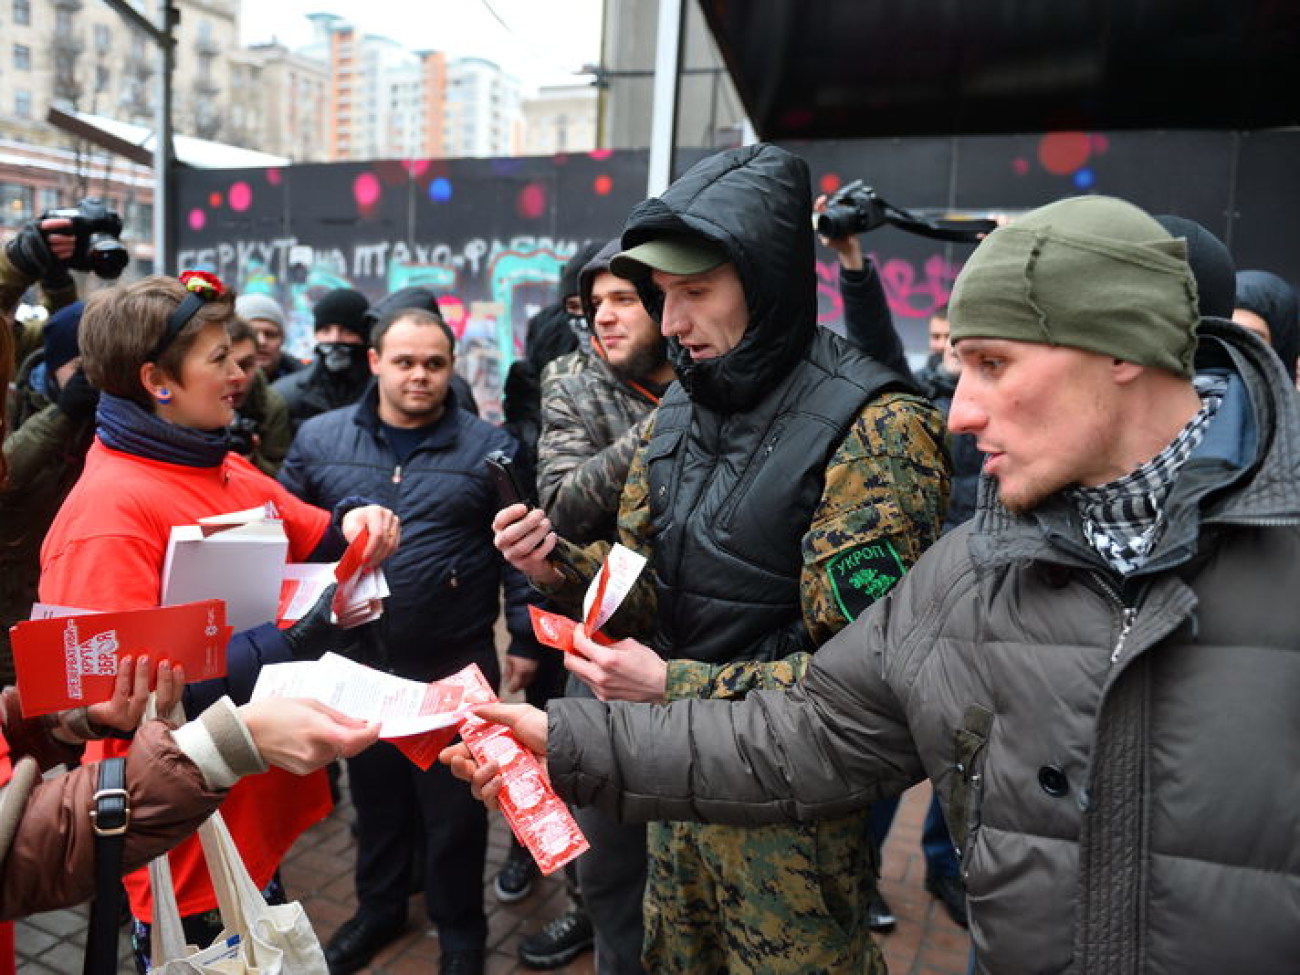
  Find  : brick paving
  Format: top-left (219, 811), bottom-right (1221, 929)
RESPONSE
top-left (16, 776), bottom-right (968, 974)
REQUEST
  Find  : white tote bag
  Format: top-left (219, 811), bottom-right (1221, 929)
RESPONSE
top-left (147, 811), bottom-right (328, 974)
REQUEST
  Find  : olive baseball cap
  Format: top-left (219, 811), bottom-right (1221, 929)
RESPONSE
top-left (610, 235), bottom-right (728, 281)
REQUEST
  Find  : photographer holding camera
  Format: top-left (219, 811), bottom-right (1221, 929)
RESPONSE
top-left (1, 200), bottom-right (125, 687)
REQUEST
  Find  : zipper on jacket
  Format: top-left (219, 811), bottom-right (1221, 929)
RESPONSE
top-left (1111, 606), bottom-right (1136, 664)
top-left (392, 464), bottom-right (402, 484)
top-left (1089, 570), bottom-right (1137, 666)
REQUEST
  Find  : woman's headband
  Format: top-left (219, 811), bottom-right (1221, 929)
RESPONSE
top-left (149, 270), bottom-right (228, 361)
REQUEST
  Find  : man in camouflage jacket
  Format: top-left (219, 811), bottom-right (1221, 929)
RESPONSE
top-left (494, 144), bottom-right (950, 974)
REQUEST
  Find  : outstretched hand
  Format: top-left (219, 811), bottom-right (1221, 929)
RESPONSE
top-left (439, 703), bottom-right (548, 808)
top-left (88, 655), bottom-right (185, 733)
top-left (238, 698), bottom-right (379, 774)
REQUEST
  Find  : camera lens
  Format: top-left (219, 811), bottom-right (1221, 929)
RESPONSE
top-left (87, 236), bottom-right (129, 279)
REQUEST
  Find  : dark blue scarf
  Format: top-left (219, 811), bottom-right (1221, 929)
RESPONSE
top-left (96, 392), bottom-right (231, 468)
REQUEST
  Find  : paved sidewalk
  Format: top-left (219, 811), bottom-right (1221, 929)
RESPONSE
top-left (16, 776), bottom-right (968, 974)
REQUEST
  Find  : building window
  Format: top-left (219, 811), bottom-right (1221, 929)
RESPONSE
top-left (38, 187), bottom-right (60, 212)
top-left (14, 89), bottom-right (32, 118)
top-left (13, 44), bottom-right (30, 70)
top-left (0, 183), bottom-right (35, 225)
top-left (13, 0), bottom-right (30, 26)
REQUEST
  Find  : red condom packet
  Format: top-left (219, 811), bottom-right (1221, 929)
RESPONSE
top-left (332, 524), bottom-right (370, 616)
top-left (527, 544), bottom-right (645, 652)
top-left (452, 664), bottom-right (589, 875)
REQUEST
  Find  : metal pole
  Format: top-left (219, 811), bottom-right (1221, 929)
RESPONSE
top-left (646, 0), bottom-right (684, 197)
top-left (153, 1), bottom-right (176, 273)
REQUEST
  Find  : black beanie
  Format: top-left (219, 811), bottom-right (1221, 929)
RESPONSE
top-left (312, 288), bottom-right (371, 341)
top-left (1235, 269), bottom-right (1300, 382)
top-left (1153, 215), bottom-right (1236, 319)
top-left (368, 286), bottom-right (444, 325)
top-left (44, 300), bottom-right (84, 374)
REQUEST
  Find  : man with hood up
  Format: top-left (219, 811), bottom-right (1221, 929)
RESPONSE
top-left (491, 144), bottom-right (950, 973)
top-left (1232, 269), bottom-right (1299, 384)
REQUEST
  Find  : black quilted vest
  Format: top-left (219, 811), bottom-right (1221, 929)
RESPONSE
top-left (645, 328), bottom-right (908, 664)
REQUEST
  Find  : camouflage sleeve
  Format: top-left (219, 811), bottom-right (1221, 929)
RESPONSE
top-left (802, 390), bottom-right (950, 645)
top-left (537, 369), bottom-right (653, 543)
top-left (664, 652), bottom-right (812, 701)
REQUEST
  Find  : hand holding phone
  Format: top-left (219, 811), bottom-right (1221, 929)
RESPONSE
top-left (486, 450), bottom-right (536, 510)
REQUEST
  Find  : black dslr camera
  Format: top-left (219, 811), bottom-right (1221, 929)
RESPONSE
top-left (816, 180), bottom-right (889, 239)
top-left (39, 197), bottom-right (129, 279)
top-left (226, 414), bottom-right (259, 456)
top-left (816, 180), bottom-right (998, 244)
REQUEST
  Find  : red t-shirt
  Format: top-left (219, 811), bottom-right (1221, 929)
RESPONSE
top-left (40, 440), bottom-right (334, 921)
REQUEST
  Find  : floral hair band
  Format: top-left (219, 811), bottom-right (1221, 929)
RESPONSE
top-left (151, 270), bottom-right (229, 360)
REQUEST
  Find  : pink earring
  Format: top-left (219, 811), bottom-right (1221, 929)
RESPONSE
top-left (156, 387), bottom-right (172, 404)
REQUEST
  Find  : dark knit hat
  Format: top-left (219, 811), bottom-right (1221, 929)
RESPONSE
top-left (1235, 269), bottom-right (1299, 382)
top-left (949, 196), bottom-right (1200, 377)
top-left (44, 300), bottom-right (84, 374)
top-left (1152, 215), bottom-right (1236, 319)
top-left (312, 288), bottom-right (371, 340)
top-left (368, 286), bottom-right (444, 325)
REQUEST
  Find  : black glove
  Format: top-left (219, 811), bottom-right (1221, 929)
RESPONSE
top-left (282, 583), bottom-right (343, 661)
top-left (5, 222), bottom-right (60, 280)
top-left (56, 369), bottom-right (99, 421)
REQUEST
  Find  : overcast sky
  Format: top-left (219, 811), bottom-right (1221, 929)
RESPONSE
top-left (239, 0), bottom-right (604, 92)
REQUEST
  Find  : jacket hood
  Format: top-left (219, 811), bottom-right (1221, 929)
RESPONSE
top-left (620, 143), bottom-right (817, 414)
top-left (1234, 269), bottom-right (1299, 382)
top-left (577, 238), bottom-right (622, 326)
top-left (561, 241), bottom-right (605, 299)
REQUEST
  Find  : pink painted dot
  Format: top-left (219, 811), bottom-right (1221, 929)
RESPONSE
top-left (188, 208), bottom-right (206, 231)
top-left (1012, 157), bottom-right (1030, 175)
top-left (266, 168), bottom-right (282, 186)
top-left (1038, 131), bottom-right (1091, 175)
top-left (354, 172), bottom-right (382, 209)
top-left (1090, 133), bottom-right (1109, 154)
top-left (517, 183), bottom-right (547, 219)
top-left (588, 149), bottom-right (613, 161)
top-left (228, 181), bottom-right (252, 212)
top-left (208, 192), bottom-right (223, 208)
top-left (819, 173), bottom-right (841, 194)
top-left (593, 174), bottom-right (613, 196)
top-left (404, 158), bottom-right (430, 179)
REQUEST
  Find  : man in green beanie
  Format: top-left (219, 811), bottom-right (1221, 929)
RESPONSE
top-left (446, 193), bottom-right (1300, 974)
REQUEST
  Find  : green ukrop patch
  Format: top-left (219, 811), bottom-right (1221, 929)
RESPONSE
top-left (826, 539), bottom-right (907, 620)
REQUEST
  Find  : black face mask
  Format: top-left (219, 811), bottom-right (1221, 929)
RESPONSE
top-left (316, 341), bottom-right (364, 374)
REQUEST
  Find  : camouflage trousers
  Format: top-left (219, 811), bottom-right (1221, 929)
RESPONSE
top-left (643, 812), bottom-right (885, 974)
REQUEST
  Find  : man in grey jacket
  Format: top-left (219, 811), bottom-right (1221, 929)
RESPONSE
top-left (446, 194), bottom-right (1300, 974)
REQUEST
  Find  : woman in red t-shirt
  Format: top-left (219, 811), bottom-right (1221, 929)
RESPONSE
top-left (39, 273), bottom-right (399, 971)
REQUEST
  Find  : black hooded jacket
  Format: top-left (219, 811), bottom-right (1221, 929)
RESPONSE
top-left (1235, 269), bottom-right (1299, 383)
top-left (628, 144), bottom-right (913, 665)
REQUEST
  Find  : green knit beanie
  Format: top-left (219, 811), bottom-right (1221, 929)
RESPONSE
top-left (948, 196), bottom-right (1200, 376)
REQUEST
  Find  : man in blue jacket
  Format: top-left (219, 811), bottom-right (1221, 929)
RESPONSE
top-left (279, 303), bottom-right (545, 975)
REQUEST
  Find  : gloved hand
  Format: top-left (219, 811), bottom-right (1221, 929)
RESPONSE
top-left (4, 221), bottom-right (72, 290)
top-left (283, 583), bottom-right (343, 661)
top-left (56, 369), bottom-right (99, 421)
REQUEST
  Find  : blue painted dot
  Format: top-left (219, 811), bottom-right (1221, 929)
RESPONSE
top-left (1073, 168), bottom-right (1096, 190)
top-left (429, 177), bottom-right (453, 202)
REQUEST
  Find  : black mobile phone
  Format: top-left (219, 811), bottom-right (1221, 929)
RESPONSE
top-left (485, 450), bottom-right (535, 509)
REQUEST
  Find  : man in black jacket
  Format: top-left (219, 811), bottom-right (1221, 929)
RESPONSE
top-left (279, 306), bottom-right (544, 975)
top-left (491, 144), bottom-right (949, 974)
